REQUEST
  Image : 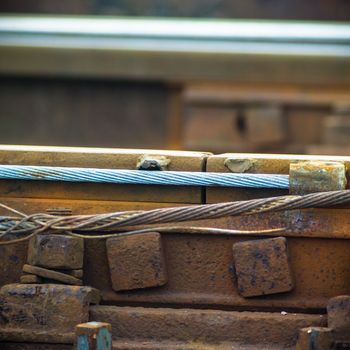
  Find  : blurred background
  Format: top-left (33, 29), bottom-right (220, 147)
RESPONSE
top-left (0, 1), bottom-right (350, 154)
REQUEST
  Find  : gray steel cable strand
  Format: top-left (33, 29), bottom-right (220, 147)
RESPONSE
top-left (80, 199), bottom-right (270, 230)
top-left (28, 191), bottom-right (348, 232)
top-left (52, 201), bottom-right (249, 231)
top-left (74, 190), bottom-right (350, 230)
top-left (68, 227), bottom-right (287, 240)
top-left (103, 199), bottom-right (267, 229)
top-left (20, 192), bottom-right (335, 232)
top-left (111, 199), bottom-right (277, 228)
top-left (1, 190), bottom-right (350, 245)
top-left (0, 198), bottom-right (276, 233)
top-left (0, 165), bottom-right (289, 189)
top-left (125, 196), bottom-right (283, 227)
top-left (272, 190), bottom-right (350, 211)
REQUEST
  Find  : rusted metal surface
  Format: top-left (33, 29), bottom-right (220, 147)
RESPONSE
top-left (0, 145), bottom-right (209, 204)
top-left (232, 237), bottom-right (293, 297)
top-left (0, 343), bottom-right (71, 350)
top-left (206, 154), bottom-right (350, 203)
top-left (0, 198), bottom-right (183, 290)
top-left (2, 197), bottom-right (350, 239)
top-left (195, 208), bottom-right (350, 239)
top-left (327, 295), bottom-right (350, 342)
top-left (22, 264), bottom-right (83, 285)
top-left (289, 161), bottom-right (347, 195)
top-left (106, 232), bottom-right (167, 292)
top-left (90, 305), bottom-right (326, 349)
top-left (0, 284), bottom-right (100, 343)
top-left (76, 322), bottom-right (112, 350)
top-left (23, 233), bottom-right (85, 286)
top-left (0, 147), bottom-right (349, 349)
top-left (295, 327), bottom-right (333, 350)
top-left (136, 155), bottom-right (171, 171)
top-left (19, 274), bottom-right (41, 284)
top-left (28, 234), bottom-right (84, 270)
top-left (85, 234), bottom-right (350, 310)
top-left (0, 197), bottom-right (349, 310)
top-left (0, 241), bottom-right (28, 288)
top-left (69, 270), bottom-right (84, 279)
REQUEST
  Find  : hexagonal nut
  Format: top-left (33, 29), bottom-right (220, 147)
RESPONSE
top-left (232, 237), bottom-right (294, 297)
top-left (28, 234), bottom-right (84, 269)
top-left (106, 232), bottom-right (168, 292)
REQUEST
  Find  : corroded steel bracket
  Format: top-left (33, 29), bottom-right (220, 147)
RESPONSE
top-left (0, 284), bottom-right (100, 344)
top-left (289, 160), bottom-right (347, 195)
top-left (0, 146), bottom-right (349, 349)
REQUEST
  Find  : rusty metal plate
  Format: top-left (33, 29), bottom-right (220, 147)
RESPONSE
top-left (85, 234), bottom-right (350, 311)
top-left (232, 237), bottom-right (294, 297)
top-left (327, 295), bottom-right (350, 342)
top-left (0, 284), bottom-right (100, 344)
top-left (2, 196), bottom-right (350, 239)
top-left (0, 145), bottom-right (210, 204)
top-left (206, 154), bottom-right (350, 203)
top-left (106, 232), bottom-right (167, 291)
top-left (0, 197), bottom-right (350, 311)
top-left (90, 305), bottom-right (326, 349)
top-left (289, 161), bottom-right (347, 195)
top-left (0, 149), bottom-right (349, 312)
top-left (0, 198), bottom-right (184, 291)
top-left (28, 234), bottom-right (84, 270)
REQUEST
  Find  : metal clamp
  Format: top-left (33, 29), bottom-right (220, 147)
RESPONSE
top-left (289, 160), bottom-right (347, 195)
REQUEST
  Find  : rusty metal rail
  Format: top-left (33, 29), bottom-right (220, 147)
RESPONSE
top-left (1, 190), bottom-right (350, 245)
top-left (1, 16), bottom-right (350, 85)
top-left (0, 147), bottom-right (349, 350)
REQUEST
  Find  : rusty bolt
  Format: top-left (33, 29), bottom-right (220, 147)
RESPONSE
top-left (136, 155), bottom-right (171, 171)
top-left (232, 237), bottom-right (294, 297)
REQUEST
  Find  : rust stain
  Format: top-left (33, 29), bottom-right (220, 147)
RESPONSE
top-left (0, 147), bottom-right (349, 348)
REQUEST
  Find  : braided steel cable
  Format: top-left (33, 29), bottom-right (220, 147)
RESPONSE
top-left (0, 190), bottom-right (350, 245)
top-left (0, 165), bottom-right (289, 189)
